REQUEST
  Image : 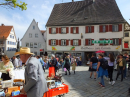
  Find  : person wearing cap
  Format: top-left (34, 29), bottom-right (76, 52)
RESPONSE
top-left (15, 47), bottom-right (48, 97)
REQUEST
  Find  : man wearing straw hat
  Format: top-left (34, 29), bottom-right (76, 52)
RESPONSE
top-left (15, 47), bottom-right (48, 97)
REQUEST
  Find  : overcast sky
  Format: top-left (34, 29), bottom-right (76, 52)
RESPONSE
top-left (0, 0), bottom-right (130, 40)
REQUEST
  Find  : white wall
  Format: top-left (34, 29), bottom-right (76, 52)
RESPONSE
top-left (21, 19), bottom-right (46, 55)
top-left (47, 24), bottom-right (124, 52)
top-left (122, 31), bottom-right (130, 49)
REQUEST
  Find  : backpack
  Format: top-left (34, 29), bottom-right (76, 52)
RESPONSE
top-left (101, 58), bottom-right (109, 70)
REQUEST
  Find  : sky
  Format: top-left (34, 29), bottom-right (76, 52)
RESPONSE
top-left (0, 0), bottom-right (130, 40)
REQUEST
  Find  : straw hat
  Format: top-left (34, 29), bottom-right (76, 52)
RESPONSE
top-left (15, 47), bottom-right (34, 55)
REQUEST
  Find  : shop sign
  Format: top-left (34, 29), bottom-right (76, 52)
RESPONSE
top-left (40, 49), bottom-right (44, 52)
top-left (70, 47), bottom-right (75, 51)
top-left (52, 47), bottom-right (57, 51)
top-left (81, 46), bottom-right (120, 50)
top-left (92, 40), bottom-right (113, 44)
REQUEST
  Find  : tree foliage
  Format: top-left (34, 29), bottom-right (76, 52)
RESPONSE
top-left (0, 0), bottom-right (27, 10)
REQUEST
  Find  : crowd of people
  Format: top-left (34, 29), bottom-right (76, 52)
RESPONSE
top-left (89, 52), bottom-right (130, 92)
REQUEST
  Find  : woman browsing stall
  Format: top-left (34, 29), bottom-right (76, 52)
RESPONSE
top-left (0, 55), bottom-right (14, 81)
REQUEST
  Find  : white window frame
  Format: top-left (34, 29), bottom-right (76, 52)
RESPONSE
top-left (73, 40), bottom-right (79, 46)
top-left (88, 39), bottom-right (91, 45)
top-left (38, 43), bottom-right (41, 48)
top-left (35, 33), bottom-right (38, 38)
top-left (30, 42), bottom-right (33, 48)
top-left (103, 25), bottom-right (106, 32)
top-left (113, 38), bottom-right (119, 45)
top-left (61, 28), bottom-right (66, 34)
top-left (52, 28), bottom-right (56, 34)
top-left (26, 43), bottom-right (29, 47)
top-left (112, 25), bottom-right (118, 32)
top-left (73, 27), bottom-right (76, 34)
top-left (34, 43), bottom-right (38, 48)
top-left (29, 33), bottom-right (32, 38)
top-left (61, 39), bottom-right (66, 46)
top-left (88, 26), bottom-right (91, 33)
top-left (51, 39), bottom-right (56, 46)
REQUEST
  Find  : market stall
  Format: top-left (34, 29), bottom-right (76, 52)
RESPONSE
top-left (0, 67), bottom-right (69, 97)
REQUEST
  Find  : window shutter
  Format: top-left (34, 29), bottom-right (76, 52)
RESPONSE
top-left (49, 28), bottom-right (51, 34)
top-left (118, 24), bottom-right (122, 31)
top-left (106, 25), bottom-right (108, 32)
top-left (59, 40), bottom-right (61, 46)
top-left (99, 39), bottom-right (103, 46)
top-left (79, 39), bottom-right (81, 46)
top-left (91, 26), bottom-right (94, 33)
top-left (49, 40), bottom-right (51, 45)
top-left (105, 39), bottom-right (108, 45)
top-left (66, 40), bottom-right (69, 46)
top-left (56, 40), bottom-right (58, 45)
top-left (59, 28), bottom-right (61, 34)
top-left (76, 27), bottom-right (79, 34)
top-left (110, 39), bottom-right (113, 45)
top-left (66, 27), bottom-right (69, 34)
top-left (56, 28), bottom-right (58, 34)
top-left (71, 40), bottom-right (73, 45)
top-left (100, 25), bottom-right (103, 32)
top-left (119, 38), bottom-right (122, 45)
top-left (86, 26), bottom-right (88, 33)
top-left (71, 27), bottom-right (73, 34)
top-left (91, 39), bottom-right (94, 45)
top-left (109, 25), bottom-right (112, 32)
top-left (85, 39), bottom-right (88, 45)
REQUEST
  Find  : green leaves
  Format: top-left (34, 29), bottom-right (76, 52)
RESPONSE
top-left (0, 0), bottom-right (27, 11)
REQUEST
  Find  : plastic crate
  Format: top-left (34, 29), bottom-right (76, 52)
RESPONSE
top-left (44, 84), bottom-right (69, 97)
top-left (10, 94), bottom-right (27, 97)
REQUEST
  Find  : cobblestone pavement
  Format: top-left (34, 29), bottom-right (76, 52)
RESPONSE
top-left (44, 66), bottom-right (130, 97)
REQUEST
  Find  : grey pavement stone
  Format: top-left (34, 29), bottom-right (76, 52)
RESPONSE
top-left (44, 66), bottom-right (130, 97)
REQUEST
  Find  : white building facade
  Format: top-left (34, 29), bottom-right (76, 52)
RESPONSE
top-left (0, 24), bottom-right (17, 58)
top-left (46, 0), bottom-right (126, 61)
top-left (21, 19), bottom-right (46, 56)
top-left (122, 23), bottom-right (130, 54)
top-left (47, 24), bottom-right (124, 61)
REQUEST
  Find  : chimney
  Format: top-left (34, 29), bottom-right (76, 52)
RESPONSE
top-left (1, 24), bottom-right (4, 26)
top-left (72, 0), bottom-right (74, 2)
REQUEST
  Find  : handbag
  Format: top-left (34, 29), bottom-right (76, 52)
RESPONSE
top-left (64, 68), bottom-right (66, 71)
top-left (92, 63), bottom-right (97, 70)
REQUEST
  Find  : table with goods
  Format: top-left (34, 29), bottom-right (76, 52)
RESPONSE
top-left (0, 67), bottom-right (69, 97)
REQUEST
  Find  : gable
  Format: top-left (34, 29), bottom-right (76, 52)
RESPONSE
top-left (21, 19), bottom-right (45, 43)
top-left (124, 23), bottom-right (130, 31)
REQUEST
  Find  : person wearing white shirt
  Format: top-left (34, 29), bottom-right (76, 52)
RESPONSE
top-left (13, 56), bottom-right (19, 69)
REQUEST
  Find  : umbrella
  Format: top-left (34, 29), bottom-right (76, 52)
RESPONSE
top-left (96, 50), bottom-right (105, 53)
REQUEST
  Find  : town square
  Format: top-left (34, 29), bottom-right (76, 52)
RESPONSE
top-left (0, 0), bottom-right (130, 97)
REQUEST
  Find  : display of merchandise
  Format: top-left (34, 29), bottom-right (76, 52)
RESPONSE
top-left (11, 90), bottom-right (20, 96)
top-left (1, 80), bottom-right (13, 88)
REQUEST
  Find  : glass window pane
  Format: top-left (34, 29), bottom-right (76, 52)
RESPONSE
top-left (103, 26), bottom-right (106, 32)
top-left (73, 27), bottom-right (76, 33)
top-left (61, 28), bottom-right (66, 34)
top-left (34, 43), bottom-right (37, 48)
top-left (52, 28), bottom-right (56, 34)
top-left (30, 43), bottom-right (33, 48)
top-left (26, 43), bottom-right (29, 47)
top-left (88, 26), bottom-right (91, 33)
top-left (38, 43), bottom-right (41, 48)
top-left (35, 34), bottom-right (38, 38)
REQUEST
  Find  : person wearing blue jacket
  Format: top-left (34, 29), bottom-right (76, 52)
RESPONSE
top-left (36, 56), bottom-right (45, 72)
